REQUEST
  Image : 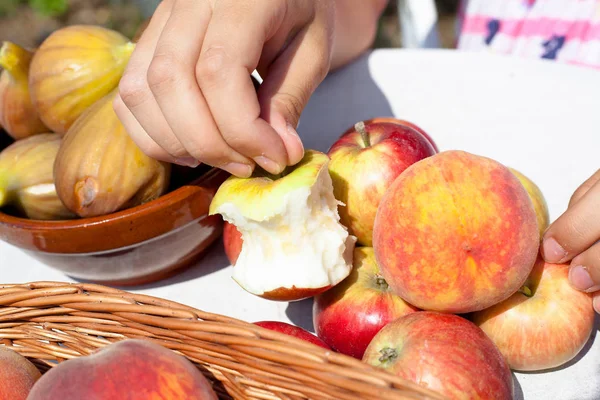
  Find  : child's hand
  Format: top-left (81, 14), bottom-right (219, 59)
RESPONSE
top-left (541, 169), bottom-right (600, 312)
top-left (113, 0), bottom-right (335, 177)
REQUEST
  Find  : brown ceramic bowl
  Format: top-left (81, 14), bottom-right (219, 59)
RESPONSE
top-left (0, 134), bottom-right (229, 286)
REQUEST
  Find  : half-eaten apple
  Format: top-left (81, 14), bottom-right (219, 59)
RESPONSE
top-left (209, 150), bottom-right (356, 301)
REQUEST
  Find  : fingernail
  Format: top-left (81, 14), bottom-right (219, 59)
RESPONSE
top-left (222, 162), bottom-right (253, 178)
top-left (174, 157), bottom-right (200, 168)
top-left (286, 123), bottom-right (304, 162)
top-left (569, 265), bottom-right (599, 292)
top-left (542, 237), bottom-right (568, 263)
top-left (255, 156), bottom-right (283, 174)
top-left (288, 124), bottom-right (304, 147)
top-left (286, 123), bottom-right (301, 140)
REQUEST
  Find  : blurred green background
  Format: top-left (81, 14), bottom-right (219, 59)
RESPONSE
top-left (0, 0), bottom-right (460, 50)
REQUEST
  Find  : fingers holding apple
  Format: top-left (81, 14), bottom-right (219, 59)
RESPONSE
top-left (540, 169), bottom-right (600, 312)
top-left (313, 247), bottom-right (419, 359)
top-left (327, 118), bottom-right (436, 246)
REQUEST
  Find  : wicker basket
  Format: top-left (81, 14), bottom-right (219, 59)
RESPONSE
top-left (0, 281), bottom-right (444, 400)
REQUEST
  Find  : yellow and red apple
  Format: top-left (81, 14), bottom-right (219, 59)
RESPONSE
top-left (470, 256), bottom-right (595, 371)
top-left (363, 312), bottom-right (513, 400)
top-left (209, 150), bottom-right (356, 301)
top-left (327, 118), bottom-right (437, 246)
top-left (373, 150), bottom-right (540, 313)
top-left (313, 247), bottom-right (419, 359)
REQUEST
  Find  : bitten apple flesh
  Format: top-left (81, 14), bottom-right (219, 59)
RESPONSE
top-left (373, 150), bottom-right (539, 314)
top-left (210, 150), bottom-right (356, 301)
top-left (471, 257), bottom-right (595, 371)
top-left (363, 312), bottom-right (513, 400)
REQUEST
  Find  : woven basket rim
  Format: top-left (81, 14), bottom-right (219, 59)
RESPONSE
top-left (0, 281), bottom-right (445, 400)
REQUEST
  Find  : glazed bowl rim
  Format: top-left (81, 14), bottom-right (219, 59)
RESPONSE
top-left (0, 167), bottom-right (225, 232)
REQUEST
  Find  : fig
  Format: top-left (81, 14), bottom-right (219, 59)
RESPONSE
top-left (29, 25), bottom-right (135, 135)
top-left (0, 41), bottom-right (48, 140)
top-left (54, 90), bottom-right (171, 218)
top-left (0, 133), bottom-right (75, 220)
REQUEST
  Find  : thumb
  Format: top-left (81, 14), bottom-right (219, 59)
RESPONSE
top-left (258, 26), bottom-right (332, 166)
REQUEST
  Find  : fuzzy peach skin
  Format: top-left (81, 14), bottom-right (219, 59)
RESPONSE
top-left (373, 150), bottom-right (540, 314)
top-left (470, 257), bottom-right (595, 371)
top-left (0, 346), bottom-right (41, 400)
top-left (27, 339), bottom-right (217, 400)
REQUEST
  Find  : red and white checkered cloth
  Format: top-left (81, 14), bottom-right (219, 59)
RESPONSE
top-left (457, 0), bottom-right (600, 69)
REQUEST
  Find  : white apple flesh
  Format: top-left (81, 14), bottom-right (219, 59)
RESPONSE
top-left (209, 150), bottom-right (356, 301)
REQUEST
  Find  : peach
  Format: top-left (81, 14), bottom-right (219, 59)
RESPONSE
top-left (27, 339), bottom-right (217, 400)
top-left (373, 150), bottom-right (539, 314)
top-left (0, 347), bottom-right (41, 400)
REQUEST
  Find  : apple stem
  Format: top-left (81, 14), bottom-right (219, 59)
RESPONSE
top-left (375, 275), bottom-right (389, 290)
top-left (378, 347), bottom-right (398, 363)
top-left (519, 285), bottom-right (533, 297)
top-left (355, 121), bottom-right (370, 148)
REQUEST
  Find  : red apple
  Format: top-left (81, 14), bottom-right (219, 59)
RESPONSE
top-left (313, 247), bottom-right (419, 359)
top-left (383, 117), bottom-right (439, 152)
top-left (222, 221), bottom-right (242, 265)
top-left (470, 256), bottom-right (595, 371)
top-left (253, 321), bottom-right (331, 349)
top-left (327, 118), bottom-right (436, 246)
top-left (363, 312), bottom-right (513, 400)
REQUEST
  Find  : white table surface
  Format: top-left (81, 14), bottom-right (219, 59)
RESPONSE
top-left (2, 49), bottom-right (599, 400)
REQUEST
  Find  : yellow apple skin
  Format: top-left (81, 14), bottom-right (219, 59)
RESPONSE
top-left (471, 257), bottom-right (595, 371)
top-left (510, 168), bottom-right (549, 239)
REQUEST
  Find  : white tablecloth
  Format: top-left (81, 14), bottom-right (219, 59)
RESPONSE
top-left (2, 49), bottom-right (599, 400)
